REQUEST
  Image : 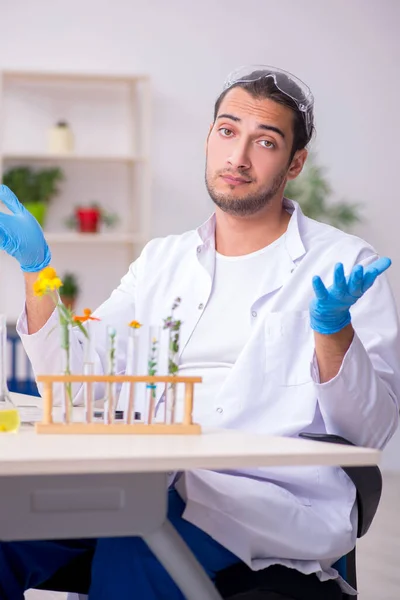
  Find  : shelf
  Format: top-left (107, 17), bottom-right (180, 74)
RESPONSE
top-left (0, 68), bottom-right (151, 323)
top-left (45, 232), bottom-right (146, 245)
top-left (2, 70), bottom-right (149, 84)
top-left (3, 153), bottom-right (146, 163)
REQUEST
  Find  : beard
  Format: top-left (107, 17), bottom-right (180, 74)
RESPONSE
top-left (205, 165), bottom-right (288, 217)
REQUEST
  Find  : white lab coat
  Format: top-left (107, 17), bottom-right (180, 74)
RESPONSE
top-left (18, 200), bottom-right (400, 591)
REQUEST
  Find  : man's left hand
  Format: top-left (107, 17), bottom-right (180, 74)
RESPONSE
top-left (310, 257), bottom-right (391, 335)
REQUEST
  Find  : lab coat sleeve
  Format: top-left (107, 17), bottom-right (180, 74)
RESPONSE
top-left (17, 258), bottom-right (139, 405)
top-left (313, 254), bottom-right (400, 449)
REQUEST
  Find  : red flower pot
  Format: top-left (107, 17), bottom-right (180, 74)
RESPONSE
top-left (76, 207), bottom-right (100, 233)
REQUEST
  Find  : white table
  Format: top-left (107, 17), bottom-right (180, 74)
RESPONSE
top-left (0, 393), bottom-right (380, 600)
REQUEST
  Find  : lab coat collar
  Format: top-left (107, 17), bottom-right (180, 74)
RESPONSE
top-left (195, 198), bottom-right (306, 264)
top-left (281, 198), bottom-right (307, 263)
top-left (194, 199), bottom-right (306, 303)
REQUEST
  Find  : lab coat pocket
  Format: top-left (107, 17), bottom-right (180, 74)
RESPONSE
top-left (263, 311), bottom-right (314, 387)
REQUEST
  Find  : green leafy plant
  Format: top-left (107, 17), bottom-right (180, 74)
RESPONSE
top-left (33, 267), bottom-right (88, 410)
top-left (59, 273), bottom-right (80, 299)
top-left (2, 167), bottom-right (33, 202)
top-left (163, 298), bottom-right (182, 423)
top-left (147, 338), bottom-right (159, 378)
top-left (91, 203), bottom-right (118, 228)
top-left (163, 298), bottom-right (182, 376)
top-left (284, 154), bottom-right (361, 231)
top-left (108, 328), bottom-right (117, 375)
top-left (3, 166), bottom-right (64, 205)
top-left (147, 334), bottom-right (159, 406)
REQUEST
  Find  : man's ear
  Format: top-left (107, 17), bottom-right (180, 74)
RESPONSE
top-left (287, 148), bottom-right (308, 181)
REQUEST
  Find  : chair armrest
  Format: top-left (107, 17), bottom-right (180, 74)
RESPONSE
top-left (299, 433), bottom-right (356, 446)
top-left (299, 432), bottom-right (382, 537)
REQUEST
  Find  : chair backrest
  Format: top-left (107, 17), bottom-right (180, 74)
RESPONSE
top-left (341, 464), bottom-right (382, 537)
top-left (299, 432), bottom-right (383, 597)
top-left (298, 432), bottom-right (383, 538)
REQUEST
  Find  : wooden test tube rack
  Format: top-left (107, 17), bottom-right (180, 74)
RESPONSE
top-left (35, 375), bottom-right (202, 435)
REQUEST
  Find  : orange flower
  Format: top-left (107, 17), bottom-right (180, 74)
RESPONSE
top-left (129, 320), bottom-right (142, 329)
top-left (73, 308), bottom-right (100, 323)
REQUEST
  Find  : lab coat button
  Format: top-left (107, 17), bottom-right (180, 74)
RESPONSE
top-left (198, 303), bottom-right (204, 310)
top-left (251, 311), bottom-right (257, 317)
top-left (216, 407), bottom-right (223, 414)
top-left (197, 247), bottom-right (202, 254)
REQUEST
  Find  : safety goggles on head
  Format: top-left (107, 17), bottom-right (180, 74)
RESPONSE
top-left (223, 65), bottom-right (314, 137)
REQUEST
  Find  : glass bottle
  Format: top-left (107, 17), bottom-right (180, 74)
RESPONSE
top-left (166, 323), bottom-right (180, 424)
top-left (126, 325), bottom-right (140, 423)
top-left (0, 315), bottom-right (20, 433)
top-left (60, 322), bottom-right (72, 423)
top-left (83, 320), bottom-right (95, 423)
top-left (146, 325), bottom-right (160, 423)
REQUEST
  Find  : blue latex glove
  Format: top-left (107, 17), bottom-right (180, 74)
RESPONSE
top-left (0, 184), bottom-right (51, 272)
top-left (310, 257), bottom-right (392, 334)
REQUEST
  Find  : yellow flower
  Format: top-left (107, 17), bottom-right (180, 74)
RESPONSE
top-left (38, 266), bottom-right (59, 281)
top-left (32, 279), bottom-right (47, 297)
top-left (46, 277), bottom-right (63, 290)
top-left (33, 267), bottom-right (63, 297)
top-left (129, 320), bottom-right (142, 329)
top-left (33, 277), bottom-right (62, 296)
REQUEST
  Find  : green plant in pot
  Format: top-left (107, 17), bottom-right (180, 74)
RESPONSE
top-left (59, 272), bottom-right (80, 311)
top-left (65, 202), bottom-right (118, 233)
top-left (2, 166), bottom-right (64, 227)
top-left (284, 154), bottom-right (361, 231)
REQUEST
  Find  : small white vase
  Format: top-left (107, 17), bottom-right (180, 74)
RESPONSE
top-left (48, 121), bottom-right (74, 154)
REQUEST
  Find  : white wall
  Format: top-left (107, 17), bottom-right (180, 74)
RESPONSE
top-left (1, 0), bottom-right (400, 467)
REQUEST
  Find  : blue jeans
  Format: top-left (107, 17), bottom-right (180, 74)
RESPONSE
top-left (0, 489), bottom-right (240, 599)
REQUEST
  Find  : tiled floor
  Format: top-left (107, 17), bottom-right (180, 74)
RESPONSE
top-left (25, 473), bottom-right (400, 599)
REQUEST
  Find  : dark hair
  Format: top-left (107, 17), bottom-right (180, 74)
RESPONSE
top-left (213, 72), bottom-right (314, 161)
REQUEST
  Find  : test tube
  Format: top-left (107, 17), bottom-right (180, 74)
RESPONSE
top-left (146, 325), bottom-right (160, 424)
top-left (166, 325), bottom-right (180, 424)
top-left (83, 320), bottom-right (94, 423)
top-left (105, 326), bottom-right (117, 424)
top-left (61, 323), bottom-right (72, 424)
top-left (126, 325), bottom-right (140, 424)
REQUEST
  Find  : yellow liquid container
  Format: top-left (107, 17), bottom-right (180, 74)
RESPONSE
top-left (0, 408), bottom-right (20, 433)
top-left (0, 314), bottom-right (20, 433)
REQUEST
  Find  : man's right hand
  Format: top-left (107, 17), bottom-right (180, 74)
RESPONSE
top-left (0, 184), bottom-right (51, 272)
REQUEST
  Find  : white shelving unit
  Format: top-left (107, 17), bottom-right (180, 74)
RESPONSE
top-left (3, 152), bottom-right (146, 163)
top-left (44, 232), bottom-right (147, 245)
top-left (0, 70), bottom-right (151, 321)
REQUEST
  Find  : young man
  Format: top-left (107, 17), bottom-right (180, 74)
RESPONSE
top-left (0, 65), bottom-right (399, 600)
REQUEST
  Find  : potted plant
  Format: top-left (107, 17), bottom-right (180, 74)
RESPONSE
top-left (59, 272), bottom-right (80, 311)
top-left (65, 202), bottom-right (118, 233)
top-left (3, 166), bottom-right (64, 227)
top-left (284, 154), bottom-right (361, 231)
